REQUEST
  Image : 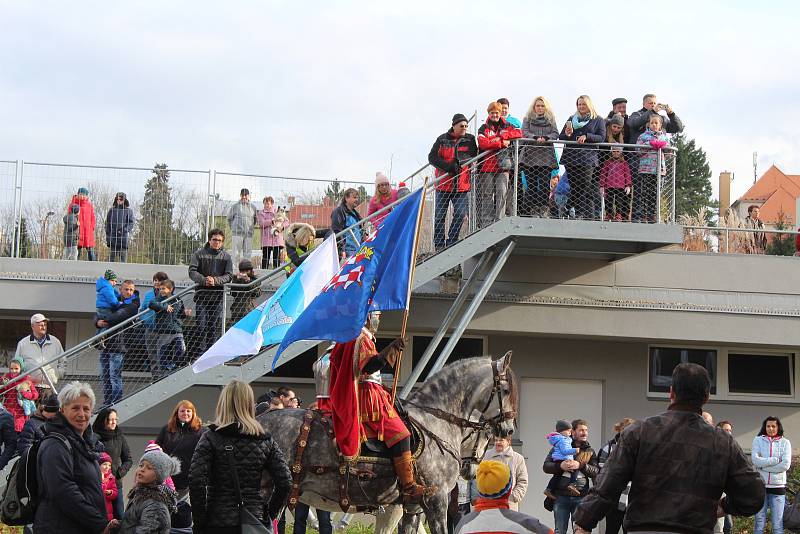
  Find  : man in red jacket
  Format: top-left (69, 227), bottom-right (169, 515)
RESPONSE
top-left (428, 113), bottom-right (478, 251)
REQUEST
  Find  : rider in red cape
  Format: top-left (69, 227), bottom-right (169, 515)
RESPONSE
top-left (328, 311), bottom-right (433, 504)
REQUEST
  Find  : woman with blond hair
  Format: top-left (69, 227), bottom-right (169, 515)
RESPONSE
top-left (559, 95), bottom-right (606, 219)
top-left (155, 399), bottom-right (205, 498)
top-left (520, 96), bottom-right (559, 216)
top-left (189, 379), bottom-right (291, 534)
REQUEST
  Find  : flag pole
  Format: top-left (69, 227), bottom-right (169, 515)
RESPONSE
top-left (391, 179), bottom-right (429, 405)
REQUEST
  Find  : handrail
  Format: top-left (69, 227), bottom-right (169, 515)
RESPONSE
top-left (684, 225), bottom-right (799, 235)
top-left (516, 138), bottom-right (678, 151)
top-left (3, 283), bottom-right (200, 392)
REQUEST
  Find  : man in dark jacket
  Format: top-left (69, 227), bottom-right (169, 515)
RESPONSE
top-left (428, 113), bottom-right (478, 251)
top-left (628, 93), bottom-right (684, 140)
top-left (573, 363), bottom-right (765, 534)
top-left (0, 404), bottom-right (16, 470)
top-left (330, 188), bottom-right (363, 257)
top-left (96, 280), bottom-right (139, 406)
top-left (189, 228), bottom-right (233, 354)
top-left (542, 418), bottom-right (599, 534)
top-left (105, 192), bottom-right (135, 263)
top-left (606, 98), bottom-right (633, 144)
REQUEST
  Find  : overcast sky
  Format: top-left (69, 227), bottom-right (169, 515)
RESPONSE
top-left (1, 1), bottom-right (797, 202)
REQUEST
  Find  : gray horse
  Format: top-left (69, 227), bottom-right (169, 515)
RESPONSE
top-left (258, 353), bottom-right (518, 534)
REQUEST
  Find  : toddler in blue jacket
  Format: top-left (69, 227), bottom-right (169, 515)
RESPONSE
top-left (96, 269), bottom-right (121, 336)
top-left (544, 420), bottom-right (583, 502)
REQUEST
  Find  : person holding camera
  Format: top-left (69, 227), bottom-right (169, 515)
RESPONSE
top-left (480, 432), bottom-right (528, 511)
top-left (628, 93), bottom-right (684, 140)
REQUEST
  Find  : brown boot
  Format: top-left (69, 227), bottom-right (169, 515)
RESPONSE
top-left (393, 451), bottom-right (435, 504)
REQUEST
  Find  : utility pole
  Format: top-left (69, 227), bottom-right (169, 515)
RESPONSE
top-left (752, 151), bottom-right (758, 184)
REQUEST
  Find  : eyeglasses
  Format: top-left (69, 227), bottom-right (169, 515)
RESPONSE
top-left (456, 123), bottom-right (468, 128)
top-left (210, 238), bottom-right (224, 243)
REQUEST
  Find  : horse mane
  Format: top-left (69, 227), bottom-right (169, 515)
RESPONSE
top-left (410, 355), bottom-right (518, 415)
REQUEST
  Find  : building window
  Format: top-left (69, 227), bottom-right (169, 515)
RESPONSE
top-left (728, 353), bottom-right (793, 396)
top-left (648, 346), bottom-right (717, 395)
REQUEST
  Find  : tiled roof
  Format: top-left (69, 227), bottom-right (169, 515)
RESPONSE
top-left (735, 165), bottom-right (799, 224)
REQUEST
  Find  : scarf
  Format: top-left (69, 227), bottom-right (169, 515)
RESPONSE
top-left (529, 115), bottom-right (552, 128)
top-left (571, 113), bottom-right (591, 130)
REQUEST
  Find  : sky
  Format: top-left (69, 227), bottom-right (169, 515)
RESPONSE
top-left (1, 1), bottom-right (798, 203)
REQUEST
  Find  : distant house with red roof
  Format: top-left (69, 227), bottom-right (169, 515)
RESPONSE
top-left (731, 165), bottom-right (800, 226)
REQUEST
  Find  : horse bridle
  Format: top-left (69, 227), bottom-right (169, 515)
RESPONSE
top-left (407, 359), bottom-right (517, 471)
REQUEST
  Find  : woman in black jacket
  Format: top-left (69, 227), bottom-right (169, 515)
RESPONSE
top-left (104, 192), bottom-right (135, 263)
top-left (34, 382), bottom-right (118, 534)
top-left (93, 406), bottom-right (133, 519)
top-left (156, 399), bottom-right (204, 497)
top-left (559, 95), bottom-right (606, 220)
top-left (189, 379), bottom-right (291, 534)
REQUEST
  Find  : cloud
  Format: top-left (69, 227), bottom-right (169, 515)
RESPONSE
top-left (0, 0), bottom-right (798, 207)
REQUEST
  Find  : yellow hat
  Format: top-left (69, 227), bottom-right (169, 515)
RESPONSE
top-left (476, 460), bottom-right (513, 499)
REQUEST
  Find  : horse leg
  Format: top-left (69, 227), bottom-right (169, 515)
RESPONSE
top-left (422, 491), bottom-right (450, 534)
top-left (375, 504), bottom-right (404, 534)
top-left (398, 511), bottom-right (425, 534)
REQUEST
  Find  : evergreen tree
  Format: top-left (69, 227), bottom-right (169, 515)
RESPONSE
top-left (325, 179), bottom-right (344, 204)
top-left (15, 218), bottom-right (33, 258)
top-left (137, 163), bottom-right (176, 264)
top-left (673, 134), bottom-right (716, 223)
top-left (766, 209), bottom-right (797, 256)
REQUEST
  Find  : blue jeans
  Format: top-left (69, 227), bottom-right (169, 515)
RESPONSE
top-left (754, 492), bottom-right (785, 534)
top-left (554, 494), bottom-right (583, 534)
top-left (99, 351), bottom-right (124, 406)
top-left (434, 190), bottom-right (468, 250)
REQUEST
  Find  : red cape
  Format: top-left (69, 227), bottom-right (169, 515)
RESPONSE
top-left (329, 339), bottom-right (360, 459)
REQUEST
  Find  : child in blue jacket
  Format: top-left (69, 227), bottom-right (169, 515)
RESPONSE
top-left (544, 420), bottom-right (585, 502)
top-left (96, 269), bottom-right (121, 335)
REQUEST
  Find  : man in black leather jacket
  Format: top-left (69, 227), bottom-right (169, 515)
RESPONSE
top-left (573, 363), bottom-right (764, 534)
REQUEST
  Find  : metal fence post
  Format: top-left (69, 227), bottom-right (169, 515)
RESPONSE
top-left (13, 160), bottom-right (24, 258)
top-left (206, 170), bottom-right (214, 238)
top-left (511, 140), bottom-right (519, 217)
top-left (670, 150), bottom-right (676, 223)
top-left (725, 228), bottom-right (729, 254)
top-left (656, 149), bottom-right (663, 223)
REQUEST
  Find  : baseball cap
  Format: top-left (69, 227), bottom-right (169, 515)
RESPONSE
top-left (30, 313), bottom-right (48, 324)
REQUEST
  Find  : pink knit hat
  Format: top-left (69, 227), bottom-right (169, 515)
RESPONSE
top-left (375, 172), bottom-right (390, 185)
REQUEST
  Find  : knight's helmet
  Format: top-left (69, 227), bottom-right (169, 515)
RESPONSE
top-left (313, 343), bottom-right (335, 399)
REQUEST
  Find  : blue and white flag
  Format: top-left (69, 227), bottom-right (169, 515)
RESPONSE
top-left (192, 234), bottom-right (340, 373)
top-left (274, 188), bottom-right (423, 366)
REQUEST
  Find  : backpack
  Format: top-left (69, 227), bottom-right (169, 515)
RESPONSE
top-left (0, 431), bottom-right (71, 525)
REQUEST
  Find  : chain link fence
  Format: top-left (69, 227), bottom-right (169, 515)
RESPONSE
top-left (682, 225), bottom-right (800, 255)
top-left (466, 140), bottom-right (676, 230)
top-left (0, 160), bottom-right (18, 257)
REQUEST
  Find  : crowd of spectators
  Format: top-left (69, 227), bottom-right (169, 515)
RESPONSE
top-left (0, 329), bottom-right (785, 534)
top-left (427, 93), bottom-right (686, 241)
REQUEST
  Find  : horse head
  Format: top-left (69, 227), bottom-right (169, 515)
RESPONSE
top-left (407, 351), bottom-right (518, 478)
